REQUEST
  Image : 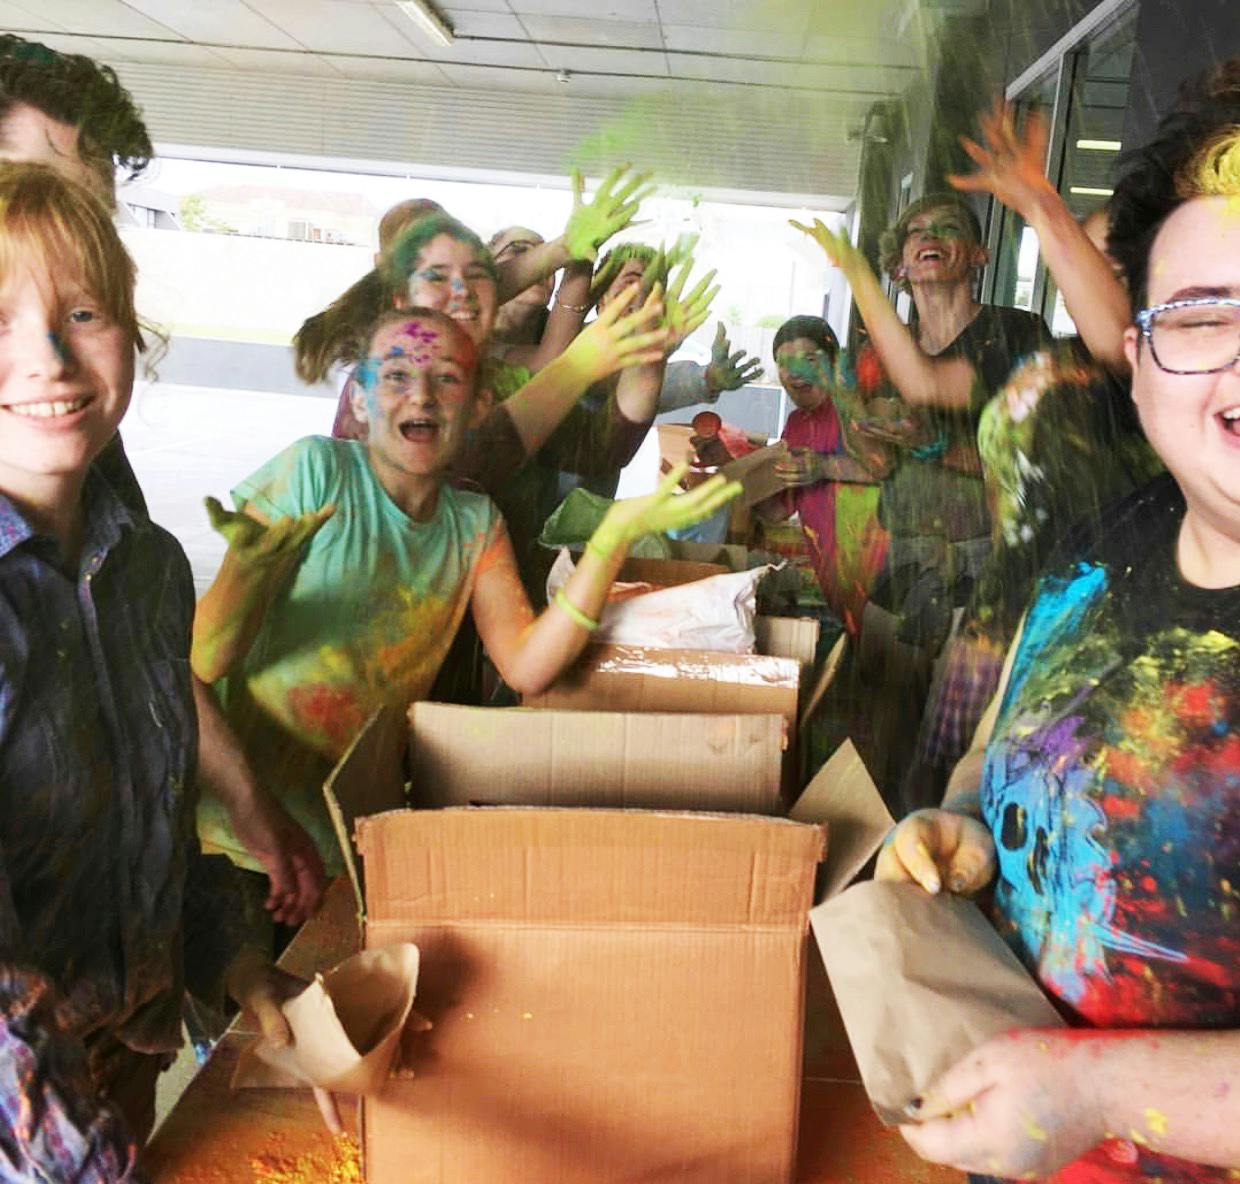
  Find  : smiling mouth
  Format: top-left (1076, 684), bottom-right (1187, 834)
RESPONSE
top-left (4, 396), bottom-right (92, 420)
top-left (447, 305), bottom-right (479, 322)
top-left (1219, 406), bottom-right (1240, 436)
top-left (399, 418), bottom-right (440, 443)
top-left (916, 247), bottom-right (944, 262)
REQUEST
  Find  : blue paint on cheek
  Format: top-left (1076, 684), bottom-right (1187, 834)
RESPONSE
top-left (48, 332), bottom-right (69, 365)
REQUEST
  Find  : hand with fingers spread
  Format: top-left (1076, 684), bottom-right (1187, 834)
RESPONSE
top-left (588, 463), bottom-right (742, 560)
top-left (874, 806), bottom-right (996, 896)
top-left (790, 217), bottom-right (868, 279)
top-left (948, 98), bottom-right (1056, 218)
top-left (900, 1028), bottom-right (1107, 1179)
top-left (562, 164), bottom-right (656, 263)
top-left (205, 496), bottom-right (337, 572)
top-left (559, 282), bottom-right (672, 385)
top-left (704, 322), bottom-right (763, 394)
top-left (660, 256), bottom-right (719, 351)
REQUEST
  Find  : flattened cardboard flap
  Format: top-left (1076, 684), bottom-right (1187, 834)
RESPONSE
top-left (755, 615), bottom-right (820, 667)
top-left (790, 739), bottom-right (894, 902)
top-left (409, 702), bottom-right (784, 815)
top-left (720, 441), bottom-right (790, 508)
top-left (356, 807), bottom-right (826, 928)
top-left (324, 705), bottom-right (410, 914)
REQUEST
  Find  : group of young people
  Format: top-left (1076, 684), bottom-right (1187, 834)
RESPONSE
top-left (0, 28), bottom-right (1233, 1184)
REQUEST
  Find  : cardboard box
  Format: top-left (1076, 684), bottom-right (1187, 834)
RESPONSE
top-left (754, 615), bottom-right (819, 669)
top-left (720, 441), bottom-right (790, 508)
top-left (616, 555), bottom-right (729, 588)
top-left (666, 540), bottom-right (748, 571)
top-left (325, 705), bottom-right (830, 1184)
top-left (524, 644), bottom-right (801, 735)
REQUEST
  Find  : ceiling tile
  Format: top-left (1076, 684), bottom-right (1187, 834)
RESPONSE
top-left (654, 0), bottom-right (811, 34)
top-left (439, 9), bottom-right (525, 37)
top-left (659, 24), bottom-right (806, 57)
top-left (509, 0), bottom-right (658, 17)
top-left (433, 61), bottom-right (559, 92)
top-left (517, 15), bottom-right (664, 49)
top-left (121, 0), bottom-right (300, 48)
top-left (429, 37), bottom-right (546, 66)
top-left (803, 33), bottom-right (923, 68)
top-left (243, 0), bottom-right (417, 55)
top-left (103, 39), bottom-right (235, 65)
top-left (440, 0), bottom-right (512, 11)
top-left (321, 53), bottom-right (450, 82)
top-left (0, 1), bottom-right (64, 31)
top-left (536, 44), bottom-right (667, 76)
top-left (7, 30), bottom-right (120, 59)
top-left (209, 45), bottom-right (344, 75)
top-left (27, 0), bottom-right (185, 38)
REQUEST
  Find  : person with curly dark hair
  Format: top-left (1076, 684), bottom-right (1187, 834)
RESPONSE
top-left (0, 33), bottom-right (152, 207)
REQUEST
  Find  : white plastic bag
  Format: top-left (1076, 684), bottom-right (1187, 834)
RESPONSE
top-left (547, 548), bottom-right (773, 653)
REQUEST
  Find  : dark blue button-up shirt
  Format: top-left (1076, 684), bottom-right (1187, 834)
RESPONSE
top-left (0, 465), bottom-right (243, 1181)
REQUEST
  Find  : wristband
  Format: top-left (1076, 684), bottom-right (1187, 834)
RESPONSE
top-left (553, 587), bottom-right (600, 632)
top-left (555, 297), bottom-right (590, 313)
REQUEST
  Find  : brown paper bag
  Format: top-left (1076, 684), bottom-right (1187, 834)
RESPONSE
top-left (810, 881), bottom-right (1064, 1125)
top-left (232, 943), bottom-right (421, 1094)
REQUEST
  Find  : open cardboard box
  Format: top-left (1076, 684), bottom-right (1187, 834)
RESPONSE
top-left (323, 703), bottom-right (903, 1183)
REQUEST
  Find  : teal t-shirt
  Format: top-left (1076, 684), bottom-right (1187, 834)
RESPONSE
top-left (198, 436), bottom-right (505, 874)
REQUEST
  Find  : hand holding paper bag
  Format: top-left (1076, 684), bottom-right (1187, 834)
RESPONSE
top-left (233, 944), bottom-right (424, 1130)
top-left (875, 806), bottom-right (996, 896)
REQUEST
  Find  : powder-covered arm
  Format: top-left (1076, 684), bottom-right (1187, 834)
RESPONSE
top-left (902, 1028), bottom-right (1240, 1178)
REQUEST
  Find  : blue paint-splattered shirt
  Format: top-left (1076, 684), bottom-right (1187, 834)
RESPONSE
top-left (982, 473), bottom-right (1239, 1184)
top-left (0, 465), bottom-right (246, 1181)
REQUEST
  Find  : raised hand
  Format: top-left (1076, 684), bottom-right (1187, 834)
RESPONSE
top-left (562, 164), bottom-right (656, 263)
top-left (661, 256), bottom-right (720, 350)
top-left (559, 283), bottom-right (673, 384)
top-left (948, 98), bottom-right (1054, 216)
top-left (790, 217), bottom-right (867, 278)
top-left (588, 463), bottom-right (742, 558)
top-left (874, 807), bottom-right (996, 896)
top-left (205, 496), bottom-right (336, 571)
top-left (704, 322), bottom-right (763, 393)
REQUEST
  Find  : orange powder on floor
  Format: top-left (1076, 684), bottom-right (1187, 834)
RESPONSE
top-left (249, 1134), bottom-right (362, 1184)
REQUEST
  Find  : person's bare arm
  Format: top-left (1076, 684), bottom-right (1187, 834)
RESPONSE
top-left (191, 500), bottom-right (334, 683)
top-left (497, 166), bottom-right (654, 303)
top-left (792, 219), bottom-right (978, 409)
top-left (473, 469), bottom-right (741, 695)
top-left (192, 677), bottom-right (326, 924)
top-left (502, 260), bottom-right (594, 374)
top-left (949, 101), bottom-right (1130, 375)
top-left (903, 1028), bottom-right (1240, 1178)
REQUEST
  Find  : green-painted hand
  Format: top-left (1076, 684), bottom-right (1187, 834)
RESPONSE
top-left (205, 496), bottom-right (336, 569)
top-left (588, 463), bottom-right (742, 559)
top-left (563, 164), bottom-right (656, 263)
top-left (704, 321), bottom-right (764, 393)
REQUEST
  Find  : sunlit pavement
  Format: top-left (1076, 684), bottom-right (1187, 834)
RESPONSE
top-left (121, 382), bottom-right (335, 594)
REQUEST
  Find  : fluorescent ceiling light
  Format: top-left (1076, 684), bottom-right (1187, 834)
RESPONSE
top-left (1069, 185), bottom-right (1114, 196)
top-left (396, 0), bottom-right (454, 48)
top-left (1076, 139), bottom-right (1122, 151)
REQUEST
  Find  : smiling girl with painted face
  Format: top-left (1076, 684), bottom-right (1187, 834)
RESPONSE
top-left (193, 304), bottom-right (738, 886)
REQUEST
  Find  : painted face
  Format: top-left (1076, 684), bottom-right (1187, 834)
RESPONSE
top-left (490, 226), bottom-right (551, 307)
top-left (597, 257), bottom-right (648, 313)
top-left (0, 260), bottom-right (133, 492)
top-left (1123, 196), bottom-right (1240, 542)
top-left (899, 206), bottom-right (981, 286)
top-left (352, 317), bottom-right (479, 481)
top-left (775, 337), bottom-right (832, 411)
top-left (401, 233), bottom-right (497, 347)
top-left (0, 103), bottom-right (113, 206)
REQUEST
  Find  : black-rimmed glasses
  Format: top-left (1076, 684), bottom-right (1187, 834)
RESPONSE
top-left (1135, 297), bottom-right (1240, 375)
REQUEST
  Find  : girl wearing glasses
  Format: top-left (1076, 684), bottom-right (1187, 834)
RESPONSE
top-left (877, 66), bottom-right (1240, 1184)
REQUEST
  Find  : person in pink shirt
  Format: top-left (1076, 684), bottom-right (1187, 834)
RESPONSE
top-left (759, 316), bottom-right (887, 633)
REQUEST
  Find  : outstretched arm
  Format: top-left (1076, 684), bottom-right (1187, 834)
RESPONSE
top-left (495, 166), bottom-right (654, 303)
top-left (949, 100), bottom-right (1130, 375)
top-left (472, 467), bottom-right (741, 694)
top-left (791, 219), bottom-right (978, 410)
top-left (191, 499), bottom-right (335, 683)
